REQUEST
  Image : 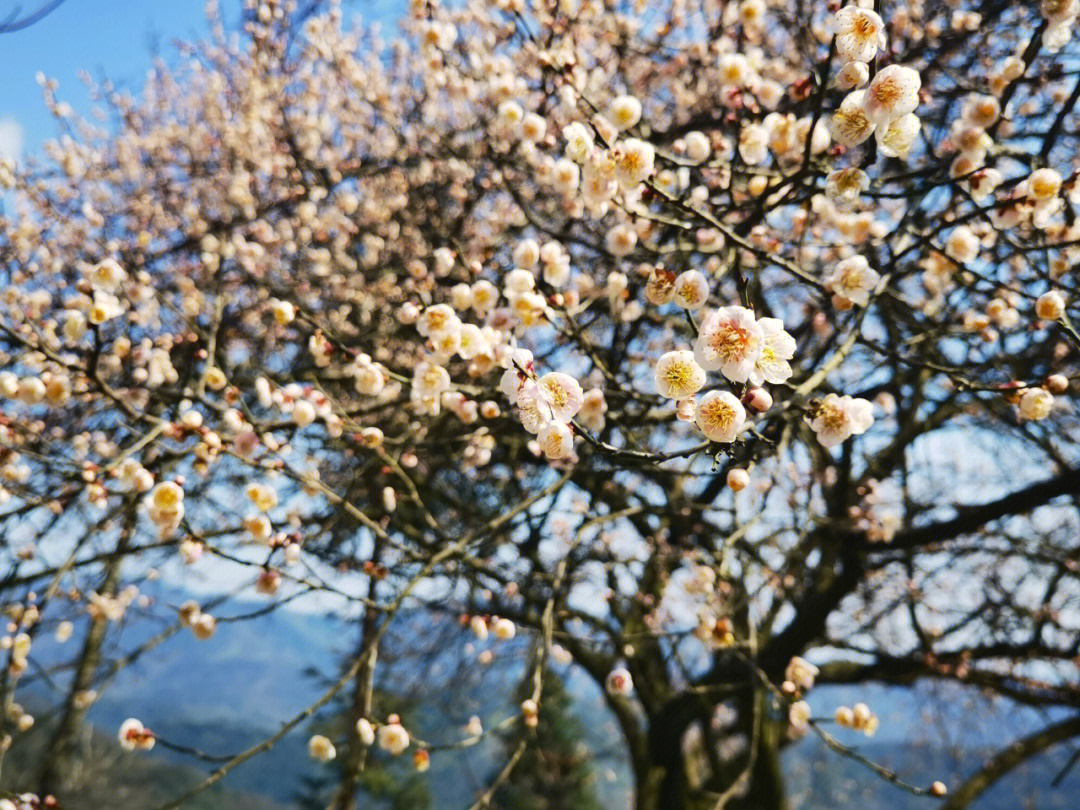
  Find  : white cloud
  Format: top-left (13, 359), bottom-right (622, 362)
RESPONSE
top-left (0, 119), bottom-right (24, 162)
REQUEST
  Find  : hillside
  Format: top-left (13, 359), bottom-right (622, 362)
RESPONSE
top-left (9, 594), bottom-right (1078, 809)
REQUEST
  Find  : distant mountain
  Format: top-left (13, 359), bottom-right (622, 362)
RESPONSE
top-left (1, 709), bottom-right (288, 810)
top-left (11, 587), bottom-right (1080, 809)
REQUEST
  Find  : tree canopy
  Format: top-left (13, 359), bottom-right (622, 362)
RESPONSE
top-left (2, 0), bottom-right (1080, 808)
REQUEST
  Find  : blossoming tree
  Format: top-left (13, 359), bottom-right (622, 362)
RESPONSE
top-left (2, 0), bottom-right (1080, 808)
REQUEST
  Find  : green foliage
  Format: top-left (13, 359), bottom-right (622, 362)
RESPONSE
top-left (356, 766), bottom-right (432, 810)
top-left (494, 671), bottom-right (602, 810)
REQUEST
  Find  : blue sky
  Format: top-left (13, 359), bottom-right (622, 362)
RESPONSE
top-left (0, 0), bottom-right (401, 160)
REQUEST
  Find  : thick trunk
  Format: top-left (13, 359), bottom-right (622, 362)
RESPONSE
top-left (327, 540), bottom-right (382, 810)
top-left (326, 625), bottom-right (378, 810)
top-left (636, 686), bottom-right (786, 810)
top-left (37, 555), bottom-right (124, 794)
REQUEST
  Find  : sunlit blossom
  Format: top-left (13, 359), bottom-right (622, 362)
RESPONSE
top-left (695, 306), bottom-right (764, 383)
top-left (829, 90), bottom-right (876, 148)
top-left (655, 350), bottom-right (706, 400)
top-left (811, 394), bottom-right (874, 447)
top-left (824, 255), bottom-right (881, 307)
top-left (750, 318), bottom-right (796, 385)
top-left (695, 390), bottom-right (746, 443)
top-left (863, 65), bottom-right (921, 126)
top-left (834, 6), bottom-right (887, 63)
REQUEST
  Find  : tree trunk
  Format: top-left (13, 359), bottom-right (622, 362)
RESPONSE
top-left (636, 686), bottom-right (786, 810)
top-left (327, 539), bottom-right (382, 810)
top-left (37, 531), bottom-right (128, 795)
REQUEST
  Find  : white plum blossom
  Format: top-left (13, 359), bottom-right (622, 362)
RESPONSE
top-left (684, 131), bottom-right (711, 162)
top-left (119, 718), bottom-right (154, 751)
top-left (785, 656), bottom-right (820, 692)
top-left (612, 139), bottom-right (655, 188)
top-left (750, 318), bottom-right (796, 385)
top-left (738, 124), bottom-right (770, 165)
top-left (862, 66), bottom-right (921, 126)
top-left (695, 391), bottom-right (747, 443)
top-left (836, 61), bottom-right (870, 90)
top-left (829, 90), bottom-right (876, 148)
top-left (789, 700), bottom-right (812, 731)
top-left (606, 224), bottom-right (638, 256)
top-left (610, 95), bottom-right (643, 131)
top-left (655, 350), bottom-right (707, 400)
top-left (357, 718), bottom-right (376, 746)
top-left (945, 226), bottom-right (980, 264)
top-left (413, 361), bottom-right (451, 397)
top-left (1028, 168), bottom-right (1063, 202)
top-left (834, 5), bottom-right (886, 63)
top-left (718, 53), bottom-right (752, 86)
top-left (811, 394), bottom-right (875, 447)
top-left (539, 420), bottom-right (574, 459)
top-left (492, 617), bottom-right (516, 640)
top-left (89, 291), bottom-right (123, 324)
top-left (146, 481), bottom-right (184, 533)
top-left (562, 121), bottom-right (594, 162)
top-left (308, 735), bottom-right (336, 762)
top-left (88, 258), bottom-right (127, 292)
top-left (694, 306), bottom-right (765, 383)
top-left (1019, 388), bottom-right (1054, 420)
top-left (521, 112), bottom-right (547, 142)
top-left (378, 720), bottom-right (410, 755)
top-left (517, 383), bottom-right (551, 434)
top-left (535, 372), bottom-right (584, 423)
top-left (606, 667), bottom-right (634, 696)
top-left (578, 388), bottom-right (608, 432)
top-left (417, 304), bottom-right (461, 339)
top-left (673, 270), bottom-right (710, 310)
top-left (513, 238), bottom-right (540, 268)
top-left (272, 298), bottom-right (298, 324)
top-left (497, 100), bottom-right (523, 130)
top-left (875, 113), bottom-right (920, 158)
top-left (824, 255), bottom-right (881, 307)
top-left (1036, 290), bottom-right (1066, 321)
top-left (826, 167), bottom-right (870, 203)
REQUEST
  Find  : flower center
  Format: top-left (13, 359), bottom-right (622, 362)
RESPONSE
top-left (544, 381), bottom-right (569, 409)
top-left (677, 281), bottom-right (701, 304)
top-left (711, 326), bottom-right (749, 361)
top-left (545, 431), bottom-right (564, 455)
top-left (700, 399), bottom-right (735, 431)
top-left (873, 79), bottom-right (902, 109)
top-left (819, 404), bottom-right (848, 431)
top-left (664, 364), bottom-right (694, 393)
top-left (853, 15), bottom-right (875, 39)
top-left (835, 108), bottom-right (871, 139)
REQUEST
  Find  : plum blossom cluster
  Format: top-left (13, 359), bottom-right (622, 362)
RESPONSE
top-left (830, 4), bottom-right (922, 158)
top-left (308, 714), bottom-right (412, 765)
top-left (653, 307), bottom-right (796, 447)
top-left (1042, 0), bottom-right (1080, 51)
top-left (501, 356), bottom-right (585, 461)
top-left (0, 0), bottom-right (1073, 805)
top-left (0, 796), bottom-right (45, 810)
top-left (835, 703), bottom-right (880, 736)
top-left (784, 655), bottom-right (822, 733)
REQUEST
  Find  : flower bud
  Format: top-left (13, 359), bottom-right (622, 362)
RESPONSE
top-left (745, 387), bottom-right (773, 413)
top-left (1036, 290), bottom-right (1066, 321)
top-left (1046, 373), bottom-right (1069, 394)
top-left (727, 468), bottom-right (750, 491)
